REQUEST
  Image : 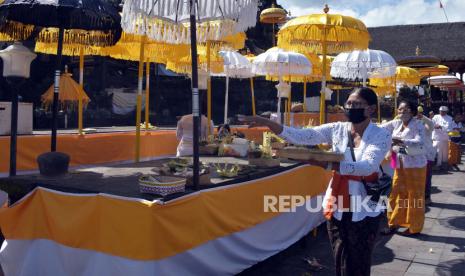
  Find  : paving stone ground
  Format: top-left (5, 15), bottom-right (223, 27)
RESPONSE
top-left (240, 154), bottom-right (465, 276)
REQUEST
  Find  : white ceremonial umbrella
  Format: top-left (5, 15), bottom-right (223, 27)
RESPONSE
top-left (122, 0), bottom-right (259, 189)
top-left (252, 47), bottom-right (312, 123)
top-left (331, 49), bottom-right (397, 86)
top-left (219, 50), bottom-right (253, 124)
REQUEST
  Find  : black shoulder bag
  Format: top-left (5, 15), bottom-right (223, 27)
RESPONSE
top-left (347, 129), bottom-right (392, 203)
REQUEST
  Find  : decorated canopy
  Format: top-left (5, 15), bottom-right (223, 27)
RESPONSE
top-left (252, 47), bottom-right (312, 77)
top-left (418, 65), bottom-right (449, 78)
top-left (277, 12), bottom-right (370, 54)
top-left (0, 0), bottom-right (121, 45)
top-left (41, 70), bottom-right (90, 109)
top-left (330, 49), bottom-right (397, 82)
top-left (121, 0), bottom-right (258, 44)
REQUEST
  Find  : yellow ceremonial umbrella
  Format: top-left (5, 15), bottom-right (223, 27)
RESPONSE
top-left (371, 66), bottom-right (420, 115)
top-left (418, 65), bottom-right (449, 78)
top-left (41, 67), bottom-right (90, 112)
top-left (34, 27), bottom-right (121, 135)
top-left (277, 4), bottom-right (370, 125)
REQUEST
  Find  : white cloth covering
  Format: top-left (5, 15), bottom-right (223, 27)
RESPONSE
top-left (0, 188), bottom-right (324, 276)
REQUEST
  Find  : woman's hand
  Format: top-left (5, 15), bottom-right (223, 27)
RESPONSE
top-left (237, 115), bottom-right (268, 128)
top-left (237, 115), bottom-right (284, 135)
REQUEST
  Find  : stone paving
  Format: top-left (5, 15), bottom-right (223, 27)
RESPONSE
top-left (240, 155), bottom-right (465, 276)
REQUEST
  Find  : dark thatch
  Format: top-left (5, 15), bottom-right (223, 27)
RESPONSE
top-left (369, 22), bottom-right (465, 69)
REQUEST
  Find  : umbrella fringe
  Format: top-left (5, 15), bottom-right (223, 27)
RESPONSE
top-left (0, 20), bottom-right (34, 41)
top-left (277, 25), bottom-right (370, 54)
top-left (37, 28), bottom-right (118, 47)
top-left (41, 100), bottom-right (89, 112)
top-left (35, 41), bottom-right (102, 56)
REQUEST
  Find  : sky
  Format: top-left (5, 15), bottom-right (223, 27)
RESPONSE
top-left (280, 0), bottom-right (465, 27)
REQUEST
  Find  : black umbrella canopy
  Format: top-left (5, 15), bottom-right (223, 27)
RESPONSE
top-left (0, 0), bottom-right (122, 44)
top-left (0, 0), bottom-right (122, 153)
top-left (0, 0), bottom-right (121, 30)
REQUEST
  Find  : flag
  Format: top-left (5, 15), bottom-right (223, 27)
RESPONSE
top-left (439, 0), bottom-right (443, 8)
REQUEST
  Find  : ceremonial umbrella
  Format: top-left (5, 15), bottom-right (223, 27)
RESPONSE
top-left (266, 54), bottom-right (335, 112)
top-left (122, 0), bottom-right (259, 189)
top-left (41, 67), bottom-right (90, 128)
top-left (418, 65), bottom-right (449, 78)
top-left (277, 4), bottom-right (369, 124)
top-left (0, 0), bottom-right (121, 151)
top-left (427, 75), bottom-right (462, 86)
top-left (219, 50), bottom-right (254, 124)
top-left (36, 32), bottom-right (190, 134)
top-left (330, 49), bottom-right (397, 122)
top-left (252, 47), bottom-right (312, 125)
top-left (371, 66), bottom-right (421, 96)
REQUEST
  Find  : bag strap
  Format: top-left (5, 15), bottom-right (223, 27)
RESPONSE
top-left (347, 128), bottom-right (356, 162)
top-left (347, 127), bottom-right (385, 174)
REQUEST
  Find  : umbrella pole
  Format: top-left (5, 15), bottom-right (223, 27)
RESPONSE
top-left (288, 90), bottom-right (292, 126)
top-left (303, 81), bottom-right (307, 112)
top-left (224, 76), bottom-right (229, 124)
top-left (51, 27), bottom-right (64, 152)
top-left (9, 80), bottom-right (19, 176)
top-left (206, 41), bottom-right (212, 136)
top-left (319, 26), bottom-right (328, 125)
top-left (78, 47), bottom-right (84, 135)
top-left (190, 0), bottom-right (200, 190)
top-left (250, 78), bottom-right (256, 116)
top-left (145, 60), bottom-right (150, 130)
top-left (135, 36), bottom-right (146, 162)
top-left (394, 77), bottom-right (398, 118)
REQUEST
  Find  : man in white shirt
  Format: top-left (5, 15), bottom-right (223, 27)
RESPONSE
top-left (432, 106), bottom-right (453, 169)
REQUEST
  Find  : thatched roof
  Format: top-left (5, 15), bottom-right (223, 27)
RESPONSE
top-left (369, 22), bottom-right (465, 63)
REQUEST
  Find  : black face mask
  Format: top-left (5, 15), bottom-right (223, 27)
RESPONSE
top-left (345, 108), bottom-right (367, 124)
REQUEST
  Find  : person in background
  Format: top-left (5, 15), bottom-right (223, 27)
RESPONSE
top-left (176, 114), bottom-right (214, 157)
top-left (381, 101), bottom-right (427, 235)
top-left (450, 114), bottom-right (464, 143)
top-left (432, 106), bottom-right (453, 170)
top-left (429, 111), bottom-right (435, 120)
top-left (239, 87), bottom-right (391, 276)
top-left (217, 124), bottom-right (231, 139)
top-left (416, 106), bottom-right (435, 205)
top-left (449, 114), bottom-right (464, 167)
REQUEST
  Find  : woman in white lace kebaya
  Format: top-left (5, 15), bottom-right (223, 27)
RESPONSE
top-left (381, 101), bottom-right (427, 235)
top-left (239, 87), bottom-right (391, 276)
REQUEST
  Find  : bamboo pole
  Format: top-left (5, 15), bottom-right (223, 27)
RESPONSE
top-left (135, 36), bottom-right (146, 162)
top-left (319, 22), bottom-right (328, 125)
top-left (206, 41), bottom-right (212, 135)
top-left (250, 78), bottom-right (256, 116)
top-left (145, 60), bottom-right (151, 130)
top-left (78, 47), bottom-right (84, 135)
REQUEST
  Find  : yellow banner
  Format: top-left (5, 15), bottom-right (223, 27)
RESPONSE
top-left (0, 166), bottom-right (330, 261)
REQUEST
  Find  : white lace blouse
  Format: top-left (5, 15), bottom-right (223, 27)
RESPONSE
top-left (279, 122), bottom-right (392, 222)
top-left (381, 119), bottom-right (427, 169)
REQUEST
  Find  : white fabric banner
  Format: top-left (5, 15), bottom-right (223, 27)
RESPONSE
top-left (1, 196), bottom-right (325, 276)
